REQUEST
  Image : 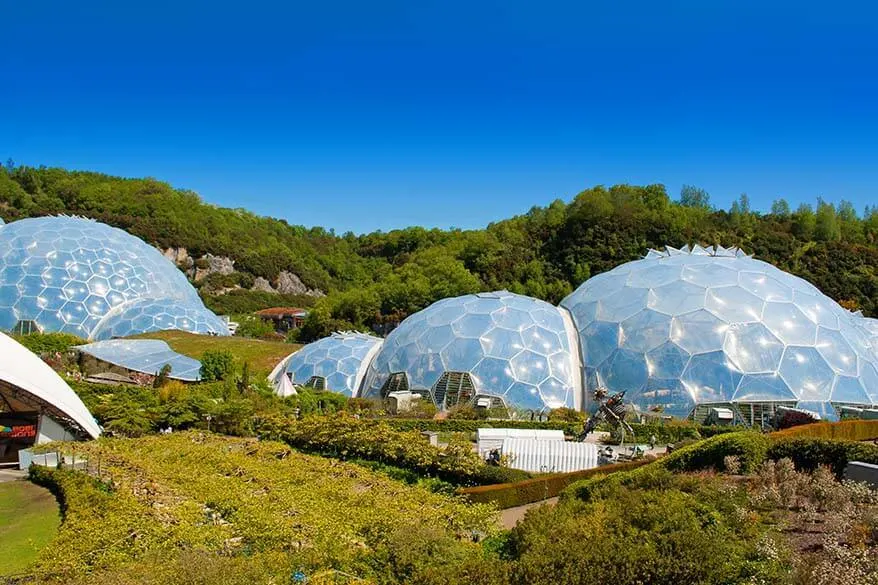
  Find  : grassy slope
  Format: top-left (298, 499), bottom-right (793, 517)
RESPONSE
top-left (0, 481), bottom-right (61, 576)
top-left (131, 330), bottom-right (300, 377)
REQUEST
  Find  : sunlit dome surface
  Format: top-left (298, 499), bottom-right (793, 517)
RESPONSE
top-left (75, 339), bottom-right (203, 381)
top-left (561, 245), bottom-right (878, 420)
top-left (0, 216), bottom-right (228, 340)
top-left (271, 332), bottom-right (384, 397)
top-left (361, 291), bottom-right (581, 412)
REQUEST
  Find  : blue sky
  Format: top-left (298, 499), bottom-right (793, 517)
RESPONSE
top-left (3, 1), bottom-right (877, 233)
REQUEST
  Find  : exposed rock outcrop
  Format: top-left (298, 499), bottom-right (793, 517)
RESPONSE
top-left (275, 271), bottom-right (324, 297)
top-left (194, 254), bottom-right (235, 281)
top-left (251, 277), bottom-right (275, 293)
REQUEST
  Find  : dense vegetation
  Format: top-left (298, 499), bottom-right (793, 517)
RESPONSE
top-left (25, 433), bottom-right (499, 585)
top-left (2, 163), bottom-right (876, 341)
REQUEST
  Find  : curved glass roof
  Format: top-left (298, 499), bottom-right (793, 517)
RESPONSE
top-left (361, 291), bottom-right (580, 411)
top-left (561, 245), bottom-right (878, 418)
top-left (0, 216), bottom-right (227, 340)
top-left (1, 331), bottom-right (100, 438)
top-left (75, 339), bottom-right (203, 381)
top-left (271, 332), bottom-right (384, 397)
top-left (91, 298), bottom-right (228, 340)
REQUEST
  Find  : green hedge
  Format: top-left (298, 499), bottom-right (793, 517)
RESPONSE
top-left (767, 437), bottom-right (878, 478)
top-left (769, 419), bottom-right (878, 441)
top-left (661, 431), bottom-right (770, 474)
top-left (378, 418), bottom-right (734, 443)
top-left (459, 458), bottom-right (656, 508)
top-left (564, 432), bottom-right (770, 503)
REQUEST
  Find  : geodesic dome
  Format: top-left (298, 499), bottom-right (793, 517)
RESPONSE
top-left (361, 291), bottom-right (581, 412)
top-left (270, 332), bottom-right (384, 397)
top-left (0, 216), bottom-right (228, 340)
top-left (90, 298), bottom-right (228, 340)
top-left (560, 245), bottom-right (878, 421)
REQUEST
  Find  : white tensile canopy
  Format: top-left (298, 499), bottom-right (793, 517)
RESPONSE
top-left (0, 331), bottom-right (100, 439)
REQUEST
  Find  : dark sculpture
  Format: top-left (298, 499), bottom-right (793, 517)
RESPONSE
top-left (579, 388), bottom-right (635, 445)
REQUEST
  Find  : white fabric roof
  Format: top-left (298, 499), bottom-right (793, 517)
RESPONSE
top-left (0, 332), bottom-right (101, 439)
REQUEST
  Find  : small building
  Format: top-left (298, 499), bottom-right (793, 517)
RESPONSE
top-left (255, 307), bottom-right (309, 332)
top-left (1, 332), bottom-right (100, 466)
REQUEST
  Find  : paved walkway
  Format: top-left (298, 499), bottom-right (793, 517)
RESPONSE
top-left (500, 496), bottom-right (559, 529)
top-left (0, 468), bottom-right (26, 483)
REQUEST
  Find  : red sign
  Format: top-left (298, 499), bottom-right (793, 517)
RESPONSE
top-left (0, 425), bottom-right (36, 438)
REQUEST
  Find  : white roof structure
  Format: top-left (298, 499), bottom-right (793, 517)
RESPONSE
top-left (0, 331), bottom-right (100, 439)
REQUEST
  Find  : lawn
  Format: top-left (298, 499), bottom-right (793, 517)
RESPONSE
top-left (132, 330), bottom-right (299, 377)
top-left (0, 481), bottom-right (61, 577)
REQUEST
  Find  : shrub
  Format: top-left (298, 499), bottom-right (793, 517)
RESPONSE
top-left (234, 315), bottom-right (276, 338)
top-left (199, 350), bottom-right (235, 381)
top-left (662, 431), bottom-right (770, 474)
top-left (508, 484), bottom-right (785, 585)
top-left (770, 419), bottom-right (878, 441)
top-left (767, 437), bottom-right (878, 478)
top-left (463, 458), bottom-right (655, 508)
top-left (14, 331), bottom-right (85, 354)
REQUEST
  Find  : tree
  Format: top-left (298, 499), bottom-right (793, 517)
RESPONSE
top-left (770, 198), bottom-right (791, 217)
top-left (153, 364), bottom-right (172, 388)
top-left (679, 185), bottom-right (711, 209)
top-left (200, 350), bottom-right (236, 382)
top-left (815, 198), bottom-right (841, 241)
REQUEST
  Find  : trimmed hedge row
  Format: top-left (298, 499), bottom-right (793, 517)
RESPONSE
top-left (767, 438), bottom-right (878, 478)
top-left (458, 457), bottom-right (657, 508)
top-left (769, 419), bottom-right (878, 441)
top-left (378, 418), bottom-right (735, 444)
top-left (662, 431), bottom-right (770, 474)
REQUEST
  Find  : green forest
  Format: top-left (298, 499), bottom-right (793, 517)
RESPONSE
top-left (1, 161), bottom-right (876, 342)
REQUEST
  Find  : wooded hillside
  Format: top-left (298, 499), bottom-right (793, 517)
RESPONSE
top-left (2, 161), bottom-right (876, 341)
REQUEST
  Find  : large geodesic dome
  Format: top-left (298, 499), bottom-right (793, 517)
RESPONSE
top-left (0, 216), bottom-right (228, 340)
top-left (361, 291), bottom-right (581, 412)
top-left (270, 332), bottom-right (384, 397)
top-left (560, 245), bottom-right (878, 422)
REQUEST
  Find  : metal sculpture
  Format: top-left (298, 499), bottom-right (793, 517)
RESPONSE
top-left (580, 388), bottom-right (635, 445)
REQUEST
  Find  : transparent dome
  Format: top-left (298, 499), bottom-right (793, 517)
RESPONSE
top-left (361, 291), bottom-right (580, 412)
top-left (91, 298), bottom-right (229, 340)
top-left (271, 332), bottom-right (384, 397)
top-left (561, 245), bottom-right (878, 420)
top-left (0, 216), bottom-right (227, 339)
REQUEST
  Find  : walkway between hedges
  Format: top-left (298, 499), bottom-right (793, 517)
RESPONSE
top-left (500, 496), bottom-right (559, 529)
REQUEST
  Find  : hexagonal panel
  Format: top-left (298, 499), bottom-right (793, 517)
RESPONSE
top-left (723, 323), bottom-right (784, 373)
top-left (779, 347), bottom-right (835, 401)
top-left (762, 301), bottom-right (818, 345)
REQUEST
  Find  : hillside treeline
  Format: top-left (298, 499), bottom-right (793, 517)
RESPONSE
top-left (1, 162), bottom-right (876, 341)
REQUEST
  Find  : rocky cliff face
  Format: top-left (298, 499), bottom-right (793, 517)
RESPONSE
top-left (161, 248), bottom-right (325, 297)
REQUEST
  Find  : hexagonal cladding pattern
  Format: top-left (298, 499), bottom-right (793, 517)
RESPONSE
top-left (272, 332), bottom-right (384, 397)
top-left (561, 245), bottom-right (878, 421)
top-left (361, 291), bottom-right (580, 412)
top-left (0, 216), bottom-right (228, 340)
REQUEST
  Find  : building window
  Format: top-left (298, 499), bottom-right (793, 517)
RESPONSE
top-left (305, 376), bottom-right (326, 391)
top-left (433, 372), bottom-right (475, 409)
top-left (12, 320), bottom-right (39, 335)
top-left (380, 373), bottom-right (409, 398)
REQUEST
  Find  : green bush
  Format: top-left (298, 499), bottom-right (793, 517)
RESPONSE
top-left (13, 332), bottom-right (85, 354)
top-left (234, 315), bottom-right (276, 339)
top-left (199, 350), bottom-right (235, 381)
top-left (767, 437), bottom-right (878, 478)
top-left (508, 481), bottom-right (784, 585)
top-left (254, 413), bottom-right (493, 485)
top-left (463, 458), bottom-right (655, 508)
top-left (662, 431), bottom-right (770, 474)
top-left (770, 419), bottom-right (878, 441)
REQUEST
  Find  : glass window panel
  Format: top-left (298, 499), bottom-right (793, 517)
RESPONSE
top-left (647, 280), bottom-right (706, 315)
top-left (762, 301), bottom-right (818, 345)
top-left (620, 309), bottom-right (672, 352)
top-left (737, 271), bottom-right (794, 302)
top-left (815, 327), bottom-right (859, 376)
top-left (831, 376), bottom-right (870, 404)
top-left (645, 341), bottom-right (690, 379)
top-left (733, 373), bottom-right (797, 401)
top-left (670, 309), bottom-right (729, 355)
top-left (705, 286), bottom-right (764, 323)
top-left (724, 322), bottom-right (784, 373)
top-left (779, 347), bottom-right (835, 401)
top-left (598, 349), bottom-right (649, 393)
top-left (510, 350), bottom-right (551, 385)
top-left (681, 351), bottom-right (742, 403)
